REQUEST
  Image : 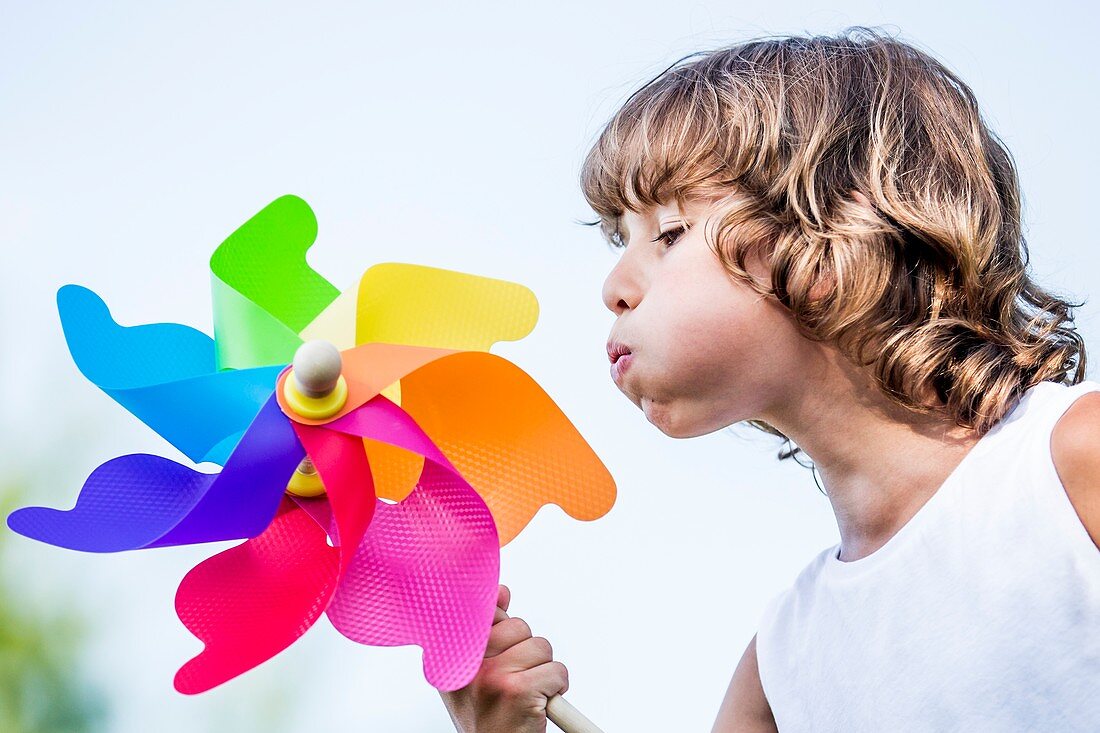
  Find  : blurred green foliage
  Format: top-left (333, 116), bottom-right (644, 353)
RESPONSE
top-left (0, 488), bottom-right (107, 733)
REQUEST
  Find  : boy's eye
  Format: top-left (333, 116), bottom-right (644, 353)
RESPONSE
top-left (651, 225), bottom-right (686, 248)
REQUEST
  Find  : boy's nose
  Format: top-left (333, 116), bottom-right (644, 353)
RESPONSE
top-left (602, 261), bottom-right (642, 315)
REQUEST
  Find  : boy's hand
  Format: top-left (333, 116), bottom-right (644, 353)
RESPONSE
top-left (439, 584), bottom-right (569, 733)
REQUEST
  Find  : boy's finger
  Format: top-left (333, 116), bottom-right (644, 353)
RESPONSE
top-left (489, 633), bottom-right (553, 670)
top-left (515, 660), bottom-right (570, 699)
top-left (498, 583), bottom-right (511, 612)
top-left (493, 605), bottom-right (509, 624)
top-left (485, 616), bottom-right (532, 658)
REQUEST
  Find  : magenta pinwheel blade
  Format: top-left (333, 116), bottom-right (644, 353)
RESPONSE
top-left (324, 394), bottom-right (459, 471)
top-left (313, 396), bottom-right (499, 691)
top-left (7, 392), bottom-right (304, 552)
top-left (326, 461), bottom-right (500, 691)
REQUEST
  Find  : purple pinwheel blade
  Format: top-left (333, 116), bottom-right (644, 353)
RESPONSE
top-left (7, 392), bottom-right (304, 552)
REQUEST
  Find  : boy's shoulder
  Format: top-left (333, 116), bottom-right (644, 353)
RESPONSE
top-left (1050, 390), bottom-right (1100, 551)
top-left (759, 544), bottom-right (837, 623)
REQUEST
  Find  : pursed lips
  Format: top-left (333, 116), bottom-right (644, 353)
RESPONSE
top-left (607, 340), bottom-right (633, 383)
top-left (606, 340), bottom-right (632, 364)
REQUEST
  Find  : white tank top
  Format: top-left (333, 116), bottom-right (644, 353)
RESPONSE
top-left (755, 379), bottom-right (1100, 732)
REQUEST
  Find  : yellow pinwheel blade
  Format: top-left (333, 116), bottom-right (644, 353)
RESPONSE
top-left (354, 263), bottom-right (538, 351)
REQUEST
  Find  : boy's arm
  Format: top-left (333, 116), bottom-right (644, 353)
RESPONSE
top-left (711, 634), bottom-right (778, 733)
top-left (1051, 392), bottom-right (1100, 551)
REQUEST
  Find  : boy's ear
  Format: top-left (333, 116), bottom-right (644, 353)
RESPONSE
top-left (807, 271), bottom-right (836, 303)
top-left (796, 191), bottom-right (875, 304)
top-left (851, 190), bottom-right (873, 208)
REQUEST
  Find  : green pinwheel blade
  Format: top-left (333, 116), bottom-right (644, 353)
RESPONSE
top-left (210, 195), bottom-right (341, 370)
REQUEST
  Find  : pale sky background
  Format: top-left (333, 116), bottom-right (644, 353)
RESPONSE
top-left (2, 1), bottom-right (1098, 731)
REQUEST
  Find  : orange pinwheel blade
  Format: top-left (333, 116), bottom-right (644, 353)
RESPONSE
top-left (276, 344), bottom-right (616, 546)
top-left (362, 438), bottom-right (424, 503)
top-left (398, 352), bottom-right (615, 546)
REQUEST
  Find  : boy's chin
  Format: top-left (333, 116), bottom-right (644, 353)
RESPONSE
top-left (642, 398), bottom-right (716, 439)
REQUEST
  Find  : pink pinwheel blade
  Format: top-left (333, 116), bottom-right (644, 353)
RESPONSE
top-left (326, 460), bottom-right (499, 691)
top-left (313, 395), bottom-right (500, 690)
top-left (174, 498), bottom-right (338, 694)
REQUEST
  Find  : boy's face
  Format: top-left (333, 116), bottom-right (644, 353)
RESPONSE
top-left (602, 196), bottom-right (820, 438)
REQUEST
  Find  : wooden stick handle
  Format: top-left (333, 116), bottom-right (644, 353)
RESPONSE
top-left (546, 694), bottom-right (604, 733)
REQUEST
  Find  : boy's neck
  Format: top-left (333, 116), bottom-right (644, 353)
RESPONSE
top-left (765, 349), bottom-right (983, 563)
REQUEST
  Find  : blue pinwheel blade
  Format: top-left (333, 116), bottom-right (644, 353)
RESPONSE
top-left (57, 284), bottom-right (284, 465)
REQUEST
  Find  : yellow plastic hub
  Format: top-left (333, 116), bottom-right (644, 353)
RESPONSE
top-left (286, 456), bottom-right (326, 497)
top-left (282, 372), bottom-right (348, 420)
top-left (286, 466), bottom-right (326, 497)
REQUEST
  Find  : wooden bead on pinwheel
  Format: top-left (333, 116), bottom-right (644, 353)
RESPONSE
top-left (284, 340), bottom-right (348, 497)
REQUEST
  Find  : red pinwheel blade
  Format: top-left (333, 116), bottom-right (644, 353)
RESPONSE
top-left (291, 422), bottom-right (377, 572)
top-left (174, 498), bottom-right (338, 694)
top-left (174, 427), bottom-right (378, 693)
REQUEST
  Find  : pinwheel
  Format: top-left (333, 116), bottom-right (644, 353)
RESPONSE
top-left (7, 195), bottom-right (614, 732)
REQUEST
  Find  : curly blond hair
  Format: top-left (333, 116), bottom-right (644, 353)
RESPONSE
top-left (580, 26), bottom-right (1087, 462)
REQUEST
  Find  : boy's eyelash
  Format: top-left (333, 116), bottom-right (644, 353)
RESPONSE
top-left (651, 225), bottom-right (686, 247)
top-left (606, 224), bottom-right (686, 249)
